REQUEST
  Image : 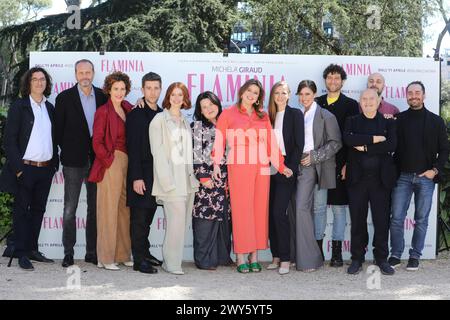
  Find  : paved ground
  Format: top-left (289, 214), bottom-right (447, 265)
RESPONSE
top-left (1, 251), bottom-right (449, 300)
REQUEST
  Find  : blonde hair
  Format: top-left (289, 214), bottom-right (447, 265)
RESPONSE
top-left (268, 81), bottom-right (291, 126)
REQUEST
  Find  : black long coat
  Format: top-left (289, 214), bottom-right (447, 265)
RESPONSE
top-left (316, 93), bottom-right (359, 205)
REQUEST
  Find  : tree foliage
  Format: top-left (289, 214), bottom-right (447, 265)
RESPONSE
top-left (243, 0), bottom-right (431, 56)
top-left (0, 0), bottom-right (239, 102)
top-left (0, 0), bottom-right (51, 27)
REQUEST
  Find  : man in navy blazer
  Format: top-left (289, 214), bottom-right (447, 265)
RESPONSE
top-left (54, 59), bottom-right (107, 268)
top-left (126, 72), bottom-right (163, 274)
top-left (0, 67), bottom-right (59, 270)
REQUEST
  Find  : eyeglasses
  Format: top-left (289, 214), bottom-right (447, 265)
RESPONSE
top-left (31, 78), bottom-right (46, 83)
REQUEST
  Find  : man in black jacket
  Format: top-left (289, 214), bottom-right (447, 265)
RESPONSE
top-left (0, 67), bottom-right (59, 270)
top-left (54, 59), bottom-right (107, 267)
top-left (315, 64), bottom-right (360, 266)
top-left (344, 89), bottom-right (397, 275)
top-left (389, 81), bottom-right (449, 271)
top-left (126, 72), bottom-right (163, 274)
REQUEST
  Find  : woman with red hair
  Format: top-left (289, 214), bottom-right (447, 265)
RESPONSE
top-left (88, 71), bottom-right (133, 271)
top-left (149, 82), bottom-right (199, 275)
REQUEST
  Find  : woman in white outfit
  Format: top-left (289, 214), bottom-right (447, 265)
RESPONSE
top-left (149, 82), bottom-right (199, 275)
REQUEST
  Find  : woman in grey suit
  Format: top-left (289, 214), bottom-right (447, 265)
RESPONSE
top-left (294, 80), bottom-right (342, 272)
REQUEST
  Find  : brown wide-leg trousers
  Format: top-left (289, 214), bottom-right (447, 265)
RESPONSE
top-left (96, 150), bottom-right (131, 264)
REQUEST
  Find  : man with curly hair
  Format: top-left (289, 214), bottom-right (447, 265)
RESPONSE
top-left (0, 67), bottom-right (59, 270)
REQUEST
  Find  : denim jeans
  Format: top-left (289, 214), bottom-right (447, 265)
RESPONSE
top-left (313, 185), bottom-right (347, 241)
top-left (62, 165), bottom-right (97, 256)
top-left (390, 172), bottom-right (435, 260)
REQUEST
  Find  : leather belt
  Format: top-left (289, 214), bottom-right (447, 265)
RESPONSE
top-left (23, 160), bottom-right (51, 167)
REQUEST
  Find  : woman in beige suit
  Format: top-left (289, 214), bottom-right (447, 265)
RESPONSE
top-left (149, 82), bottom-right (199, 275)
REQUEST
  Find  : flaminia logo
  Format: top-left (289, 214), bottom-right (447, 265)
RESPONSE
top-left (101, 59), bottom-right (145, 73)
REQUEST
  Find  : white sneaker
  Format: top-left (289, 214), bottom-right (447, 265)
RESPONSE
top-left (122, 261), bottom-right (134, 267)
top-left (278, 267), bottom-right (290, 275)
top-left (97, 262), bottom-right (120, 270)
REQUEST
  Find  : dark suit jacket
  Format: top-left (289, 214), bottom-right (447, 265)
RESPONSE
top-left (0, 97), bottom-right (59, 194)
top-left (54, 84), bottom-right (107, 167)
top-left (273, 105), bottom-right (304, 184)
top-left (343, 112), bottom-right (397, 189)
top-left (126, 102), bottom-right (162, 208)
top-left (394, 106), bottom-right (449, 183)
top-left (316, 93), bottom-right (360, 170)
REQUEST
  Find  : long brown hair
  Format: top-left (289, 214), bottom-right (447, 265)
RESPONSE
top-left (162, 82), bottom-right (191, 109)
top-left (237, 79), bottom-right (265, 119)
top-left (268, 81), bottom-right (291, 126)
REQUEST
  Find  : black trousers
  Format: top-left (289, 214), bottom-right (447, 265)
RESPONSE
top-left (12, 165), bottom-right (54, 257)
top-left (269, 174), bottom-right (296, 262)
top-left (348, 176), bottom-right (391, 263)
top-left (192, 217), bottom-right (232, 269)
top-left (130, 206), bottom-right (157, 264)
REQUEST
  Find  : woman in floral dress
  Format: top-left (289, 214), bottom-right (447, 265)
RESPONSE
top-left (191, 91), bottom-right (232, 270)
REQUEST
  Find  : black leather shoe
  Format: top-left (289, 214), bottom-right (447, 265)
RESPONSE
top-left (146, 255), bottom-right (163, 266)
top-left (62, 254), bottom-right (74, 268)
top-left (133, 260), bottom-right (158, 274)
top-left (85, 254), bottom-right (98, 265)
top-left (19, 256), bottom-right (34, 271)
top-left (347, 260), bottom-right (363, 275)
top-left (377, 261), bottom-right (395, 275)
top-left (28, 251), bottom-right (54, 263)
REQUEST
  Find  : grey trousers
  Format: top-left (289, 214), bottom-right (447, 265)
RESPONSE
top-left (62, 165), bottom-right (97, 257)
top-left (294, 164), bottom-right (324, 270)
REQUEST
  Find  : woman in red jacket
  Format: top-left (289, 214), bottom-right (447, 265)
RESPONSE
top-left (88, 71), bottom-right (133, 271)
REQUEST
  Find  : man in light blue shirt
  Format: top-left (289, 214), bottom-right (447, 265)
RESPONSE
top-left (55, 59), bottom-right (108, 268)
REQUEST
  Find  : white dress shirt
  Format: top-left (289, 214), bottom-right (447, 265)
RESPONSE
top-left (23, 96), bottom-right (53, 162)
top-left (303, 101), bottom-right (317, 153)
top-left (274, 109), bottom-right (286, 156)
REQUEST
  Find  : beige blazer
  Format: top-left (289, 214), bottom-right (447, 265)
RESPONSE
top-left (149, 109), bottom-right (199, 203)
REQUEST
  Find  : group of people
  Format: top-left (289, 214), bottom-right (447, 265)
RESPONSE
top-left (1, 60), bottom-right (448, 277)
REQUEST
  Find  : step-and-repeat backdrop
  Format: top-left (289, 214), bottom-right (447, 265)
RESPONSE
top-left (30, 52), bottom-right (440, 260)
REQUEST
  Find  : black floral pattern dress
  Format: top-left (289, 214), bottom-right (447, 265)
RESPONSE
top-left (191, 120), bottom-right (231, 221)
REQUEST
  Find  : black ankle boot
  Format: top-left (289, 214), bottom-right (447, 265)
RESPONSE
top-left (330, 240), bottom-right (343, 267)
top-left (316, 239), bottom-right (324, 261)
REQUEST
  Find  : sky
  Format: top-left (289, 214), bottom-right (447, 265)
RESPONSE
top-left (41, 0), bottom-right (450, 57)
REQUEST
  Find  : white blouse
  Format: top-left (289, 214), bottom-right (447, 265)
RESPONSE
top-left (303, 102), bottom-right (317, 153)
top-left (274, 110), bottom-right (286, 156)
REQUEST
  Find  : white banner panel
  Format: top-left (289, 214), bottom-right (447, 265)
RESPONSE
top-left (30, 52), bottom-right (440, 261)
